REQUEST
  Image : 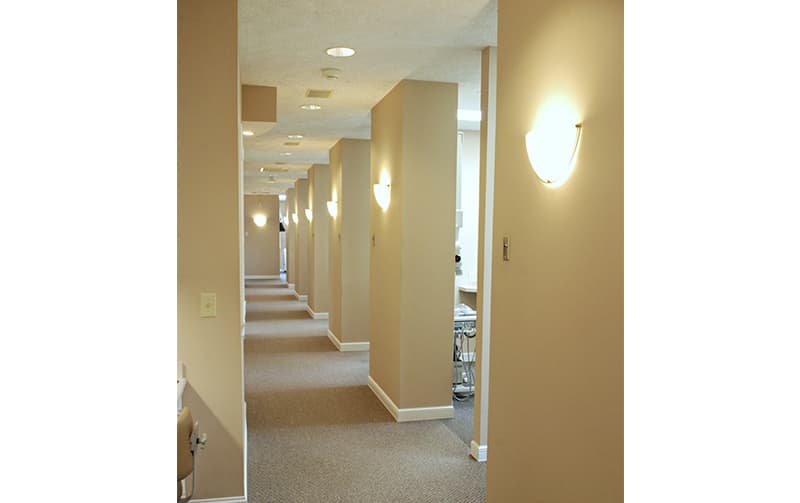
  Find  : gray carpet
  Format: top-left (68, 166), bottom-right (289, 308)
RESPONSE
top-left (244, 279), bottom-right (486, 503)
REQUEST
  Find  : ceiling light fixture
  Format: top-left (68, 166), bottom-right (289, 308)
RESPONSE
top-left (287, 134), bottom-right (304, 140)
top-left (280, 152), bottom-right (292, 156)
top-left (259, 167), bottom-right (265, 173)
top-left (253, 214), bottom-right (267, 227)
top-left (242, 130), bottom-right (254, 136)
top-left (300, 104), bottom-right (322, 111)
top-left (325, 47), bottom-right (355, 57)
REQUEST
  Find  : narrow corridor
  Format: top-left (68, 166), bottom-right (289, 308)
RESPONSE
top-left (244, 278), bottom-right (486, 502)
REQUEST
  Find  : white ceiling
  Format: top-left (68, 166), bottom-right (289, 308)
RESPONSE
top-left (239, 0), bottom-right (497, 194)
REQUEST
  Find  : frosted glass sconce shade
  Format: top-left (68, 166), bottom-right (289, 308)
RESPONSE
top-left (373, 183), bottom-right (391, 210)
top-left (525, 124), bottom-right (582, 187)
top-left (305, 208), bottom-right (313, 222)
top-left (327, 200), bottom-right (338, 218)
top-left (291, 213), bottom-right (299, 224)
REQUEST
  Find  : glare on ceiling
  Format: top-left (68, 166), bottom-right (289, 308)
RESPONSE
top-left (280, 152), bottom-right (292, 156)
top-left (300, 104), bottom-right (322, 111)
top-left (326, 47), bottom-right (355, 57)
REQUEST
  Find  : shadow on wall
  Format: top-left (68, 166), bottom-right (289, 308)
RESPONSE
top-left (182, 385), bottom-right (244, 499)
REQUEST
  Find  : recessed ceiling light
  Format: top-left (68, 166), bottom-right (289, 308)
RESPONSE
top-left (326, 47), bottom-right (355, 57)
top-left (280, 152), bottom-right (292, 156)
top-left (288, 134), bottom-right (304, 140)
top-left (243, 130), bottom-right (254, 136)
top-left (300, 104), bottom-right (322, 111)
top-left (259, 167), bottom-right (265, 172)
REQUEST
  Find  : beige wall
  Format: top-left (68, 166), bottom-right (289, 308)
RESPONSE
top-left (486, 0), bottom-right (624, 501)
top-left (177, 0), bottom-right (244, 498)
top-left (329, 139), bottom-right (371, 344)
top-left (328, 144), bottom-right (343, 337)
top-left (307, 164), bottom-right (330, 314)
top-left (370, 80), bottom-right (457, 410)
top-left (294, 178), bottom-right (310, 296)
top-left (244, 195), bottom-right (280, 276)
top-left (285, 189), bottom-right (297, 284)
top-left (241, 85), bottom-right (277, 123)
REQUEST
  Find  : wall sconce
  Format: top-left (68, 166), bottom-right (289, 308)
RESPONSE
top-left (252, 213), bottom-right (267, 227)
top-left (305, 208), bottom-right (313, 222)
top-left (327, 200), bottom-right (338, 218)
top-left (292, 213), bottom-right (299, 224)
top-left (373, 183), bottom-right (391, 210)
top-left (524, 97), bottom-right (583, 187)
top-left (525, 124), bottom-right (582, 187)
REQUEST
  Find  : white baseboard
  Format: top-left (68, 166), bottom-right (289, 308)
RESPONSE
top-left (294, 292), bottom-right (308, 302)
top-left (327, 329), bottom-right (369, 352)
top-left (470, 440), bottom-right (488, 462)
top-left (193, 497), bottom-right (246, 503)
top-left (306, 306), bottom-right (329, 319)
top-left (367, 375), bottom-right (453, 422)
top-left (244, 274), bottom-right (280, 280)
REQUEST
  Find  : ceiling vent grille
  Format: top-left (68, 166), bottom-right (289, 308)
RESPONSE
top-left (305, 88), bottom-right (333, 99)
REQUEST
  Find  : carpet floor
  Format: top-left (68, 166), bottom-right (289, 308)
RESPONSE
top-left (244, 279), bottom-right (486, 503)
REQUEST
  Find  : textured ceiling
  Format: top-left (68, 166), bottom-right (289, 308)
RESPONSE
top-left (239, 0), bottom-right (497, 194)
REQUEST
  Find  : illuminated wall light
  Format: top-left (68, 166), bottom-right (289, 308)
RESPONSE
top-left (525, 98), bottom-right (583, 188)
top-left (373, 183), bottom-right (391, 210)
top-left (292, 213), bottom-right (299, 224)
top-left (252, 213), bottom-right (267, 227)
top-left (305, 208), bottom-right (313, 222)
top-left (327, 200), bottom-right (338, 218)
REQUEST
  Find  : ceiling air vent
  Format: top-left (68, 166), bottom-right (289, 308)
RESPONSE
top-left (305, 88), bottom-right (333, 99)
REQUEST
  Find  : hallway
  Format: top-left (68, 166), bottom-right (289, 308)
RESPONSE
top-left (244, 278), bottom-right (486, 502)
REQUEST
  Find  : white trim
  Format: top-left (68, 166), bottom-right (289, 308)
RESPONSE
top-left (193, 497), bottom-right (246, 503)
top-left (476, 45), bottom-right (497, 455)
top-left (306, 306), bottom-right (329, 319)
top-left (470, 440), bottom-right (488, 462)
top-left (288, 282), bottom-right (295, 290)
top-left (244, 274), bottom-right (280, 279)
top-left (294, 292), bottom-right (308, 302)
top-left (327, 329), bottom-right (369, 352)
top-left (367, 376), bottom-right (453, 422)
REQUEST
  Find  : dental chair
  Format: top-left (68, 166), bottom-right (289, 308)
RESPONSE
top-left (177, 407), bottom-right (206, 502)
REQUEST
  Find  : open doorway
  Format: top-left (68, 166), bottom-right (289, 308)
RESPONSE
top-left (445, 130), bottom-right (481, 447)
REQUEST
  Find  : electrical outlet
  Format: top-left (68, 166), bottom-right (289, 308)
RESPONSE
top-left (200, 292), bottom-right (217, 318)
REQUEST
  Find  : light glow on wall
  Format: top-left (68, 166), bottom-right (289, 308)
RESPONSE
top-left (252, 213), bottom-right (267, 227)
top-left (305, 208), bottom-right (313, 222)
top-left (292, 212), bottom-right (299, 224)
top-left (327, 200), bottom-right (338, 218)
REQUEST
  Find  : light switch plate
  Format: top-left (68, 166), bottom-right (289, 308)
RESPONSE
top-left (200, 292), bottom-right (217, 317)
